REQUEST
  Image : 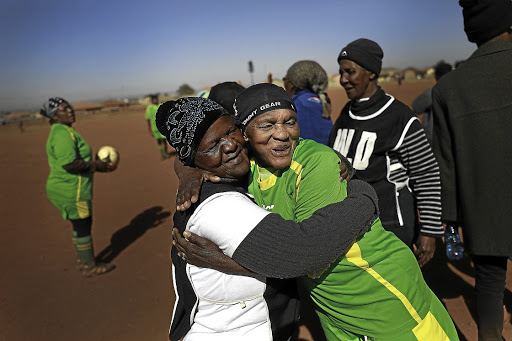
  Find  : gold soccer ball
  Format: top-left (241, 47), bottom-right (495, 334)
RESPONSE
top-left (97, 146), bottom-right (120, 169)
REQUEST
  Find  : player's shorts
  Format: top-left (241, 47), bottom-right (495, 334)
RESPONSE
top-left (49, 198), bottom-right (92, 221)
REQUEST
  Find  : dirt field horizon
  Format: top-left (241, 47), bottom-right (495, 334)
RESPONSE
top-left (1, 80), bottom-right (510, 341)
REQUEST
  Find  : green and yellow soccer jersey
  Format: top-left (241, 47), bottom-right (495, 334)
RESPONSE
top-left (145, 103), bottom-right (165, 139)
top-left (247, 138), bottom-right (346, 222)
top-left (46, 123), bottom-right (93, 203)
top-left (247, 138), bottom-right (457, 340)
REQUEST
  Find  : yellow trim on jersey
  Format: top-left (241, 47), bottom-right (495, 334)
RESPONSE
top-left (67, 125), bottom-right (86, 216)
top-left (76, 175), bottom-right (82, 201)
top-left (289, 160), bottom-right (302, 175)
top-left (345, 243), bottom-right (421, 323)
top-left (66, 126), bottom-right (76, 142)
top-left (345, 243), bottom-right (450, 340)
top-left (256, 164), bottom-right (278, 190)
top-left (256, 160), bottom-right (304, 191)
top-left (290, 160), bottom-right (304, 200)
top-left (413, 311), bottom-right (450, 340)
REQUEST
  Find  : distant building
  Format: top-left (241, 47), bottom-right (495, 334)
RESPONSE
top-left (403, 67), bottom-right (427, 81)
top-left (73, 101), bottom-right (104, 113)
top-left (379, 68), bottom-right (402, 82)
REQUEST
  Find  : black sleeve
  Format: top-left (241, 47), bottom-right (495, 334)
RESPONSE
top-left (61, 159), bottom-right (94, 174)
top-left (232, 180), bottom-right (379, 279)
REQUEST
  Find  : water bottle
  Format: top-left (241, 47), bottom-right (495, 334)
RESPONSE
top-left (445, 224), bottom-right (464, 261)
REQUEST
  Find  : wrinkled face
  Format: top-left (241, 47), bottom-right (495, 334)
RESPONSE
top-left (53, 101), bottom-right (76, 126)
top-left (244, 109), bottom-right (300, 170)
top-left (338, 60), bottom-right (375, 100)
top-left (193, 115), bottom-right (250, 179)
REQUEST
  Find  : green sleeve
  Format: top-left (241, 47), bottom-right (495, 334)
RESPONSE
top-left (144, 105), bottom-right (151, 120)
top-left (52, 127), bottom-right (79, 166)
top-left (294, 147), bottom-right (347, 222)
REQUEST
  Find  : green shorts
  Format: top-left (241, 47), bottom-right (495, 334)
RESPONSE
top-left (49, 198), bottom-right (92, 221)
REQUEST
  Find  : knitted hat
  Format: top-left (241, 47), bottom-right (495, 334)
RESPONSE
top-left (460, 0), bottom-right (512, 44)
top-left (233, 83), bottom-right (296, 130)
top-left (285, 60), bottom-right (332, 119)
top-left (208, 82), bottom-right (246, 116)
top-left (337, 38), bottom-right (384, 76)
top-left (40, 97), bottom-right (66, 119)
top-left (155, 97), bottom-right (229, 165)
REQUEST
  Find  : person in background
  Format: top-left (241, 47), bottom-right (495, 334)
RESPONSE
top-left (432, 1), bottom-right (512, 339)
top-left (208, 81), bottom-right (245, 116)
top-left (329, 38), bottom-right (443, 267)
top-left (412, 60), bottom-right (452, 145)
top-left (41, 97), bottom-right (116, 277)
top-left (283, 60), bottom-right (333, 145)
top-left (145, 94), bottom-right (171, 159)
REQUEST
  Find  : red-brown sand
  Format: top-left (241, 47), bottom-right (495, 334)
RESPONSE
top-left (1, 80), bottom-right (510, 340)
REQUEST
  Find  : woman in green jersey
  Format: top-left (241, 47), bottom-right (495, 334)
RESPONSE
top-left (173, 84), bottom-right (458, 340)
top-left (41, 97), bottom-right (116, 277)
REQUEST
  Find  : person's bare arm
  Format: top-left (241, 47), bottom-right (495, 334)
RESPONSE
top-left (172, 228), bottom-right (252, 275)
top-left (174, 158), bottom-right (221, 211)
top-left (173, 180), bottom-right (379, 278)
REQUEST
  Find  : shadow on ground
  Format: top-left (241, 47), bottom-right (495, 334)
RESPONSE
top-left (96, 206), bottom-right (171, 263)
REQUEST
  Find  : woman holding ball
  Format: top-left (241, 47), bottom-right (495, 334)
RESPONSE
top-left (41, 97), bottom-right (117, 277)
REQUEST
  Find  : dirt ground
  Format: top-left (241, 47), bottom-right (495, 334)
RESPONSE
top-left (1, 79), bottom-right (510, 341)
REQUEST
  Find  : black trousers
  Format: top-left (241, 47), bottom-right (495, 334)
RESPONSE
top-left (472, 255), bottom-right (508, 341)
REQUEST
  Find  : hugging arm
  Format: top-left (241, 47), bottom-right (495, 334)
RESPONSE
top-left (334, 149), bottom-right (355, 181)
top-left (176, 180), bottom-right (379, 278)
top-left (173, 228), bottom-right (252, 275)
top-left (174, 158), bottom-right (221, 211)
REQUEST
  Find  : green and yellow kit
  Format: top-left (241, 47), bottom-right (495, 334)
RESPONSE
top-left (247, 138), bottom-right (458, 340)
top-left (46, 123), bottom-right (93, 220)
top-left (145, 103), bottom-right (165, 139)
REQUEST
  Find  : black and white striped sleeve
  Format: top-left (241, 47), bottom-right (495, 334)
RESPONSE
top-left (395, 118), bottom-right (443, 237)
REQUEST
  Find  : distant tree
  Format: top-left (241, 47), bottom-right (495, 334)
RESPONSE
top-left (178, 84), bottom-right (195, 96)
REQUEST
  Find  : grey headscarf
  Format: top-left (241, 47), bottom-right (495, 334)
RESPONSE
top-left (40, 97), bottom-right (66, 119)
top-left (285, 60), bottom-right (331, 119)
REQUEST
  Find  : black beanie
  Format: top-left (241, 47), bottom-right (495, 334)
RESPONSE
top-left (337, 38), bottom-right (384, 76)
top-left (155, 97), bottom-right (229, 165)
top-left (460, 0), bottom-right (512, 44)
top-left (233, 83), bottom-right (296, 130)
top-left (208, 82), bottom-right (246, 116)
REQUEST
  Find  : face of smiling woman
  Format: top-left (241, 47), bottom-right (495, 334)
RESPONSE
top-left (244, 109), bottom-right (300, 170)
top-left (193, 115), bottom-right (250, 179)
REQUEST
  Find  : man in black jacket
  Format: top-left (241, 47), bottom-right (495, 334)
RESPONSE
top-left (432, 1), bottom-right (512, 339)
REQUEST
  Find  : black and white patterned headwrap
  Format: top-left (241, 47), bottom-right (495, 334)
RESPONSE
top-left (40, 97), bottom-right (66, 119)
top-left (155, 97), bottom-right (229, 166)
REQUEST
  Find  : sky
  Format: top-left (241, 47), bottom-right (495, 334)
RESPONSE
top-left (0, 0), bottom-right (476, 112)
